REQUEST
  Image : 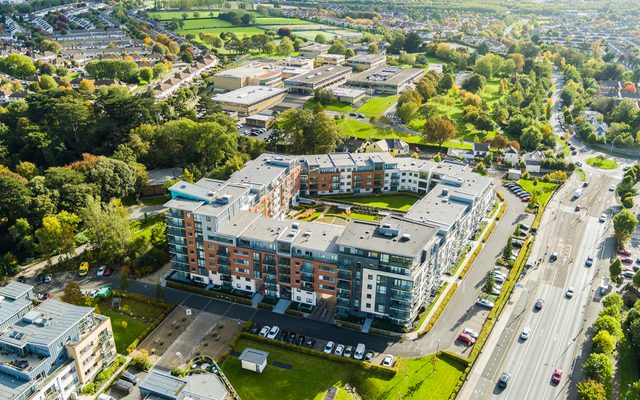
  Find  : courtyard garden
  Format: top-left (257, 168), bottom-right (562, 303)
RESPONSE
top-left (322, 192), bottom-right (421, 212)
top-left (221, 337), bottom-right (466, 400)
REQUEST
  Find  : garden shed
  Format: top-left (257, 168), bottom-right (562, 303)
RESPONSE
top-left (239, 348), bottom-right (268, 373)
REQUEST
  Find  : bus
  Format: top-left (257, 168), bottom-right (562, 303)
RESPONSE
top-left (79, 262), bottom-right (89, 276)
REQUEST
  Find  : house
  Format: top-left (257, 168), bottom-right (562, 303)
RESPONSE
top-left (143, 168), bottom-right (184, 197)
top-left (473, 142), bottom-right (490, 157)
top-left (524, 151), bottom-right (546, 174)
top-left (239, 348), bottom-right (269, 373)
top-left (507, 169), bottom-right (522, 180)
top-left (366, 139), bottom-right (410, 156)
top-left (503, 145), bottom-right (519, 164)
top-left (583, 110), bottom-right (610, 138)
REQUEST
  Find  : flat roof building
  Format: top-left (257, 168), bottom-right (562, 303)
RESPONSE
top-left (348, 65), bottom-right (424, 94)
top-left (299, 43), bottom-right (331, 58)
top-left (332, 87), bottom-right (367, 105)
top-left (213, 86), bottom-right (287, 116)
top-left (213, 64), bottom-right (282, 91)
top-left (140, 369), bottom-right (227, 400)
top-left (347, 53), bottom-right (387, 71)
top-left (316, 53), bottom-right (346, 66)
top-left (284, 65), bottom-right (352, 94)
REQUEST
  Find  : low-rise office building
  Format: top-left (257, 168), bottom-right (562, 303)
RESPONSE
top-left (348, 66), bottom-right (424, 94)
top-left (284, 65), bottom-right (352, 94)
top-left (213, 86), bottom-right (287, 116)
top-left (213, 64), bottom-right (282, 91)
top-left (347, 53), bottom-right (387, 71)
top-left (332, 87), bottom-right (366, 104)
top-left (0, 282), bottom-right (116, 400)
top-left (316, 53), bottom-right (346, 66)
top-left (165, 153), bottom-right (493, 327)
top-left (299, 44), bottom-right (331, 58)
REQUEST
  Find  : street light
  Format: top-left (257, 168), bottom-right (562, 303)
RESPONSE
top-left (432, 339), bottom-right (440, 373)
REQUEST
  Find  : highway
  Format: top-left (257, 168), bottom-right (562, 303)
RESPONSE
top-left (466, 163), bottom-right (619, 400)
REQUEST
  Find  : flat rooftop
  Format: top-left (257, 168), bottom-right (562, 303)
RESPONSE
top-left (337, 216), bottom-right (439, 258)
top-left (404, 184), bottom-right (470, 231)
top-left (213, 86), bottom-right (287, 106)
top-left (301, 152), bottom-right (396, 169)
top-left (0, 282), bottom-right (32, 301)
top-left (214, 64), bottom-right (269, 78)
top-left (299, 43), bottom-right (331, 52)
top-left (333, 87), bottom-right (366, 97)
top-left (228, 153), bottom-right (298, 189)
top-left (167, 180), bottom-right (252, 218)
top-left (348, 53), bottom-right (386, 63)
top-left (348, 65), bottom-right (423, 87)
top-left (285, 65), bottom-right (352, 85)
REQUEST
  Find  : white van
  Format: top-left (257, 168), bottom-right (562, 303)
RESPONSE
top-left (354, 343), bottom-right (366, 360)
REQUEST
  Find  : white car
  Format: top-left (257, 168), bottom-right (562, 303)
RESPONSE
top-left (476, 298), bottom-right (495, 309)
top-left (566, 287), bottom-right (575, 298)
top-left (463, 328), bottom-right (479, 339)
top-left (382, 355), bottom-right (396, 367)
top-left (96, 265), bottom-right (106, 277)
top-left (599, 213), bottom-right (607, 223)
top-left (266, 326), bottom-right (280, 339)
top-left (344, 345), bottom-right (353, 358)
top-left (491, 284), bottom-right (503, 296)
top-left (334, 344), bottom-right (344, 356)
top-left (324, 341), bottom-right (335, 354)
top-left (609, 185), bottom-right (615, 191)
top-left (520, 327), bottom-right (531, 340)
top-left (258, 326), bottom-right (270, 337)
top-left (585, 256), bottom-right (594, 266)
top-left (89, 289), bottom-right (99, 299)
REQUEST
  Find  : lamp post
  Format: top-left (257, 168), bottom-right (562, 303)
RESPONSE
top-left (432, 339), bottom-right (440, 372)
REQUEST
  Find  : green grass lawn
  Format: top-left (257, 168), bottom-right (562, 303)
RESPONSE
top-left (356, 95), bottom-right (399, 118)
top-left (131, 213), bottom-right (165, 241)
top-left (324, 193), bottom-right (420, 211)
top-left (479, 78), bottom-right (503, 107)
top-left (179, 26), bottom-right (265, 38)
top-left (305, 100), bottom-right (355, 113)
top-left (338, 118), bottom-right (471, 149)
top-left (254, 17), bottom-right (309, 25)
top-left (149, 11), bottom-right (223, 20)
top-left (518, 179), bottom-right (558, 207)
top-left (586, 155), bottom-right (619, 170)
top-left (620, 338), bottom-right (640, 394)
top-left (98, 306), bottom-right (149, 353)
top-left (180, 18), bottom-right (233, 29)
top-left (222, 337), bottom-right (465, 400)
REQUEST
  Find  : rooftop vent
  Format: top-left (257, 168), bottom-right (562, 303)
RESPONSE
top-left (399, 233), bottom-right (411, 242)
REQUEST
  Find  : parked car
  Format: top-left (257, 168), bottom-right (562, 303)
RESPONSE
top-left (583, 181), bottom-right (589, 187)
top-left (112, 379), bottom-right (134, 394)
top-left (249, 326), bottom-right (259, 335)
top-left (95, 286), bottom-right (112, 298)
top-left (287, 332), bottom-right (296, 344)
top-left (520, 327), bottom-right (531, 340)
top-left (267, 326), bottom-right (280, 340)
top-left (551, 369), bottom-right (563, 384)
top-left (609, 184), bottom-right (616, 191)
top-left (623, 269), bottom-right (635, 279)
top-left (575, 205), bottom-right (581, 212)
top-left (354, 343), bottom-right (366, 360)
top-left (344, 345), bottom-right (353, 358)
top-left (258, 326), bottom-right (270, 337)
top-left (44, 274), bottom-right (52, 283)
top-left (622, 257), bottom-right (634, 264)
top-left (476, 298), bottom-right (495, 309)
top-left (382, 354), bottom-right (395, 367)
top-left (618, 248), bottom-right (632, 256)
top-left (304, 337), bottom-right (316, 348)
top-left (457, 333), bottom-right (476, 346)
top-left (104, 267), bottom-right (114, 276)
top-left (324, 341), bottom-right (335, 353)
top-left (599, 213), bottom-right (607, 223)
top-left (89, 289), bottom-right (99, 299)
top-left (334, 344), bottom-right (344, 356)
top-left (498, 372), bottom-right (511, 388)
top-left (97, 265), bottom-right (106, 277)
top-left (463, 328), bottom-right (479, 339)
top-left (364, 351), bottom-right (374, 362)
top-left (39, 292), bottom-right (51, 300)
top-left (120, 370), bottom-right (138, 385)
top-left (296, 335), bottom-right (306, 346)
top-left (565, 287), bottom-right (575, 298)
top-left (585, 256), bottom-right (594, 266)
top-left (17, 276), bottom-right (25, 283)
top-left (550, 252), bottom-right (558, 261)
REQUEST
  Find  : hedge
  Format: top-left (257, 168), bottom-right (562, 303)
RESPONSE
top-left (440, 350), bottom-right (471, 367)
top-left (418, 282), bottom-right (458, 337)
top-left (459, 244), bottom-right (482, 280)
top-left (481, 221), bottom-right (496, 243)
top-left (257, 302), bottom-right (274, 311)
top-left (238, 332), bottom-right (397, 377)
top-left (495, 201), bottom-right (507, 221)
top-left (284, 309), bottom-right (304, 317)
top-left (496, 191), bottom-right (505, 201)
top-left (166, 281), bottom-right (253, 305)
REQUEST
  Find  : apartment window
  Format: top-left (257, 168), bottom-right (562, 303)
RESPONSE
top-left (366, 303), bottom-right (371, 308)
top-left (366, 294), bottom-right (372, 299)
top-left (368, 274), bottom-right (373, 280)
top-left (296, 296), bottom-right (301, 301)
top-left (367, 284), bottom-right (372, 290)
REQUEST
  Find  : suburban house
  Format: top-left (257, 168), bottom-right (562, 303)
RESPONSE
top-left (583, 110), bottom-right (610, 138)
top-left (473, 142), bottom-right (490, 157)
top-left (524, 151), bottom-right (546, 173)
top-left (143, 168), bottom-right (184, 197)
top-left (365, 139), bottom-right (410, 156)
top-left (503, 145), bottom-right (519, 164)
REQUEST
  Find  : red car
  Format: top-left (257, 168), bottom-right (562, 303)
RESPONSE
top-left (618, 248), bottom-right (632, 256)
top-left (103, 267), bottom-right (114, 277)
top-left (622, 257), bottom-right (634, 264)
top-left (575, 205), bottom-right (581, 211)
top-left (457, 333), bottom-right (476, 346)
top-left (551, 369), bottom-right (563, 384)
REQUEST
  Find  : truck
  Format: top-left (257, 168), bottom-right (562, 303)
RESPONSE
top-left (599, 276), bottom-right (610, 296)
top-left (573, 189), bottom-right (583, 199)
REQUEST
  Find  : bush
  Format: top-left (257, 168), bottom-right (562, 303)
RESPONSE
top-left (496, 202), bottom-right (506, 220)
top-left (482, 222), bottom-right (496, 243)
top-left (257, 302), bottom-right (274, 311)
top-left (418, 282), bottom-right (458, 337)
top-left (131, 349), bottom-right (152, 371)
top-left (285, 309), bottom-right (304, 317)
top-left (82, 383), bottom-right (96, 394)
top-left (120, 320), bottom-right (128, 329)
top-left (459, 245), bottom-right (483, 279)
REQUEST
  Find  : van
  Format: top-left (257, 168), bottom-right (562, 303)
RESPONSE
top-left (354, 343), bottom-right (366, 360)
top-left (112, 379), bottom-right (134, 394)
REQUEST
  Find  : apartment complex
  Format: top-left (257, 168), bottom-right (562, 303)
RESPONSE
top-left (165, 153), bottom-right (493, 327)
top-left (0, 283), bottom-right (116, 400)
top-left (284, 65), bottom-right (352, 94)
top-left (347, 65), bottom-right (424, 94)
top-left (212, 86), bottom-right (287, 116)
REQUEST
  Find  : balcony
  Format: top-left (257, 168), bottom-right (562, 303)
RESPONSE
top-left (167, 227), bottom-right (186, 237)
top-left (168, 236), bottom-right (186, 246)
top-left (337, 282), bottom-right (350, 290)
top-left (167, 219), bottom-right (185, 229)
top-left (169, 245), bottom-right (188, 256)
top-left (338, 271), bottom-right (351, 280)
top-left (168, 211), bottom-right (183, 218)
top-left (264, 266), bottom-right (276, 275)
top-left (301, 273), bottom-right (314, 283)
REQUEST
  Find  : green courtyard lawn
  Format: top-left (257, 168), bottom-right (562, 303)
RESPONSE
top-left (323, 193), bottom-right (421, 211)
top-left (130, 213), bottom-right (165, 241)
top-left (518, 179), bottom-right (558, 208)
top-left (222, 337), bottom-right (466, 400)
top-left (356, 95), bottom-right (399, 118)
top-left (619, 338), bottom-right (640, 393)
top-left (586, 155), bottom-right (619, 170)
top-left (479, 78), bottom-right (503, 107)
top-left (305, 100), bottom-right (355, 113)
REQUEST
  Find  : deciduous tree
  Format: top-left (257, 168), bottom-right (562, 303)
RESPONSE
top-left (423, 117), bottom-right (456, 147)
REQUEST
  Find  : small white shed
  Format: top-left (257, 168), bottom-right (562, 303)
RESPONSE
top-left (239, 348), bottom-right (269, 373)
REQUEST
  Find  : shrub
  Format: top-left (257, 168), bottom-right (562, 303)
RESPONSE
top-left (496, 202), bottom-right (506, 220)
top-left (82, 383), bottom-right (96, 394)
top-left (459, 245), bottom-right (482, 279)
top-left (285, 309), bottom-right (304, 317)
top-left (482, 221), bottom-right (496, 243)
top-left (120, 320), bottom-right (128, 329)
top-left (131, 349), bottom-right (152, 371)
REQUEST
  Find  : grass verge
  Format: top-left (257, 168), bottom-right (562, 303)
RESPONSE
top-left (322, 192), bottom-right (421, 211)
top-left (586, 155), bottom-right (619, 170)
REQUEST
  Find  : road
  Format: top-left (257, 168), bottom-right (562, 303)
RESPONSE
top-left (466, 159), bottom-right (619, 400)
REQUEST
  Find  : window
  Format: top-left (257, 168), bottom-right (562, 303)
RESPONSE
top-left (366, 294), bottom-right (371, 299)
top-left (367, 284), bottom-right (372, 290)
top-left (368, 274), bottom-right (373, 280)
top-left (366, 303), bottom-right (371, 308)
top-left (245, 285), bottom-right (251, 290)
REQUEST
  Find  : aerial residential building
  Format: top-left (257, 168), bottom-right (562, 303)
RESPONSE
top-left (213, 86), bottom-right (287, 116)
top-left (347, 53), bottom-right (387, 71)
top-left (316, 53), bottom-right (346, 66)
top-left (213, 64), bottom-right (282, 91)
top-left (365, 139), bottom-right (410, 156)
top-left (140, 369), bottom-right (227, 400)
top-left (299, 43), bottom-right (331, 58)
top-left (347, 65), bottom-right (424, 94)
top-left (0, 282), bottom-right (116, 400)
top-left (165, 152), bottom-right (494, 328)
top-left (284, 65), bottom-right (352, 94)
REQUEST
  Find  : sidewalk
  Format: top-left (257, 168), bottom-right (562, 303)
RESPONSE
top-left (19, 244), bottom-right (90, 279)
top-left (404, 200), bottom-right (504, 341)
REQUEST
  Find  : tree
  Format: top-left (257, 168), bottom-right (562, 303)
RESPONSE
top-left (404, 31), bottom-right (423, 53)
top-left (423, 117), bottom-right (456, 147)
top-left (119, 269), bottom-right (129, 291)
top-left (277, 37), bottom-right (294, 57)
top-left (461, 74), bottom-right (486, 93)
top-left (491, 135), bottom-right (509, 150)
top-left (582, 353), bottom-right (613, 387)
top-left (81, 197), bottom-right (132, 263)
top-left (610, 257), bottom-right (622, 283)
top-left (39, 75), bottom-right (58, 90)
top-left (602, 293), bottom-right (623, 310)
top-left (576, 380), bottom-right (607, 400)
top-left (40, 39), bottom-right (62, 54)
top-left (73, 156), bottom-right (137, 201)
top-left (503, 236), bottom-right (513, 260)
top-left (520, 126), bottom-right (543, 150)
top-left (15, 161), bottom-right (38, 180)
top-left (396, 102), bottom-right (418, 124)
top-left (613, 209), bottom-right (638, 243)
top-left (78, 79), bottom-right (95, 93)
top-left (438, 73), bottom-right (455, 93)
top-left (62, 281), bottom-right (85, 305)
top-left (34, 215), bottom-right (75, 266)
top-left (315, 34), bottom-right (327, 44)
top-left (591, 330), bottom-right (616, 354)
top-left (139, 67), bottom-right (153, 83)
top-left (484, 272), bottom-right (495, 294)
top-left (0, 54), bottom-right (36, 78)
top-left (593, 314), bottom-right (623, 338)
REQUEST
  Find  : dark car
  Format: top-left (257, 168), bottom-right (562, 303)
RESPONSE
top-left (304, 337), bottom-right (316, 348)
top-left (279, 330), bottom-right (289, 341)
top-left (17, 276), bottom-right (26, 283)
top-left (534, 298), bottom-right (545, 310)
top-left (286, 332), bottom-right (296, 344)
top-left (249, 326), bottom-right (259, 335)
top-left (296, 335), bottom-right (306, 346)
top-left (112, 379), bottom-right (134, 394)
top-left (120, 370), bottom-right (138, 385)
top-left (103, 267), bottom-right (114, 276)
top-left (36, 274), bottom-right (45, 284)
top-left (498, 372), bottom-right (511, 388)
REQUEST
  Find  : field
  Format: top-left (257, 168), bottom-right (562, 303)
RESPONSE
top-left (518, 179), bottom-right (558, 207)
top-left (149, 11), bottom-right (222, 20)
top-left (221, 337), bottom-right (466, 400)
top-left (182, 26), bottom-right (265, 38)
top-left (338, 118), bottom-right (471, 149)
top-left (323, 193), bottom-right (421, 211)
top-left (356, 95), bottom-right (399, 118)
top-left (586, 155), bottom-right (619, 170)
